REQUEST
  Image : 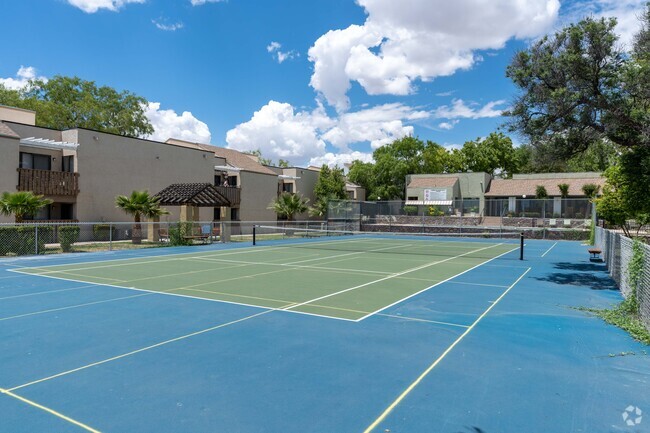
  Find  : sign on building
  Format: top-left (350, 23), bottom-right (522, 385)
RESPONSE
top-left (424, 188), bottom-right (447, 201)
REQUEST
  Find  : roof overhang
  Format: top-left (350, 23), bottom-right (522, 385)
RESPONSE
top-left (214, 165), bottom-right (241, 172)
top-left (20, 137), bottom-right (79, 151)
top-left (278, 175), bottom-right (301, 180)
top-left (405, 200), bottom-right (453, 206)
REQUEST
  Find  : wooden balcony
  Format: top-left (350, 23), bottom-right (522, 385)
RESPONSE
top-left (214, 185), bottom-right (241, 206)
top-left (17, 168), bottom-right (80, 196)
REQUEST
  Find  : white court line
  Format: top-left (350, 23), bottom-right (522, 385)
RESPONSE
top-left (0, 284), bottom-right (98, 301)
top-left (446, 280), bottom-right (510, 289)
top-left (541, 242), bottom-right (558, 257)
top-left (363, 267), bottom-right (531, 433)
top-left (0, 293), bottom-right (149, 322)
top-left (7, 309), bottom-right (277, 392)
top-left (376, 313), bottom-right (470, 328)
top-left (283, 243), bottom-right (507, 316)
top-left (355, 246), bottom-right (519, 322)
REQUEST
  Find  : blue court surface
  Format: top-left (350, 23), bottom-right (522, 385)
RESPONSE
top-left (1, 237), bottom-right (648, 433)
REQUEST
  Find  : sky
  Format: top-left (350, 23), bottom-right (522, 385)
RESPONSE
top-left (0, 0), bottom-right (647, 168)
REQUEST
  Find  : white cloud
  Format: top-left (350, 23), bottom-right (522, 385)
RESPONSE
top-left (66, 0), bottom-right (144, 13)
top-left (226, 101), bottom-right (332, 162)
top-left (0, 66), bottom-right (47, 90)
top-left (267, 41), bottom-right (298, 64)
top-left (190, 0), bottom-right (226, 6)
top-left (225, 100), bottom-right (427, 165)
top-left (308, 0), bottom-right (560, 111)
top-left (323, 103), bottom-right (428, 150)
top-left (433, 99), bottom-right (507, 120)
top-left (144, 102), bottom-right (211, 143)
top-left (309, 151), bottom-right (374, 169)
top-left (152, 19), bottom-right (184, 32)
top-left (561, 0), bottom-right (647, 47)
top-left (438, 120), bottom-right (459, 130)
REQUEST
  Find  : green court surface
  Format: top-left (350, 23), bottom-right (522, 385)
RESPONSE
top-left (15, 236), bottom-right (518, 321)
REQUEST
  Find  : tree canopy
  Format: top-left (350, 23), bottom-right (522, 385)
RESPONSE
top-left (505, 10), bottom-right (650, 158)
top-left (0, 191), bottom-right (52, 223)
top-left (0, 76), bottom-right (153, 137)
top-left (310, 165), bottom-right (347, 217)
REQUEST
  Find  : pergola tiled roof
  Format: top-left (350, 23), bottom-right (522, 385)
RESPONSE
top-left (408, 177), bottom-right (458, 188)
top-left (155, 183), bottom-right (231, 207)
top-left (485, 177), bottom-right (606, 197)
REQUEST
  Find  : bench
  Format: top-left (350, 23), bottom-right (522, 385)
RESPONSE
top-left (588, 248), bottom-right (602, 260)
top-left (183, 225), bottom-right (212, 244)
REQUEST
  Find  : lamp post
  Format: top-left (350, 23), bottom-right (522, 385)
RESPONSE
top-left (522, 195), bottom-right (527, 217)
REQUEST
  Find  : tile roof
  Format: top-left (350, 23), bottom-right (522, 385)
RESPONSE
top-left (407, 177), bottom-right (458, 188)
top-left (203, 145), bottom-right (277, 176)
top-left (154, 183), bottom-right (231, 207)
top-left (485, 176), bottom-right (606, 197)
top-left (0, 122), bottom-right (19, 139)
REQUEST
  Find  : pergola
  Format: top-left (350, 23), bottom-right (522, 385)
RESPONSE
top-left (155, 183), bottom-right (231, 211)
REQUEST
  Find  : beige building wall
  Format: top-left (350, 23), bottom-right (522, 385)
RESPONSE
top-left (73, 129), bottom-right (215, 222)
top-left (0, 106), bottom-right (36, 125)
top-left (238, 171), bottom-right (278, 221)
top-left (0, 135), bottom-right (20, 223)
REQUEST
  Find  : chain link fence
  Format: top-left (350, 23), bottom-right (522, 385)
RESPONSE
top-left (595, 227), bottom-right (650, 330)
top-left (0, 220), bottom-right (339, 257)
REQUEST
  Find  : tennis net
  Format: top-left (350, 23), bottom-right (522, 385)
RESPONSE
top-left (253, 225), bottom-right (524, 260)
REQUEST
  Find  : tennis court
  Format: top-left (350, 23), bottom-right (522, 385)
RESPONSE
top-left (1, 230), bottom-right (648, 432)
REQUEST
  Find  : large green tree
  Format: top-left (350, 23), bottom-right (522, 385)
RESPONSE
top-left (115, 191), bottom-right (168, 244)
top-left (505, 10), bottom-right (650, 158)
top-left (310, 165), bottom-right (347, 218)
top-left (456, 132), bottom-right (519, 177)
top-left (0, 191), bottom-right (52, 223)
top-left (0, 76), bottom-right (153, 137)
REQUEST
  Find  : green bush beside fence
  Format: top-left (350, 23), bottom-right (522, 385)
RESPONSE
top-left (0, 226), bottom-right (54, 256)
top-left (59, 225), bottom-right (80, 252)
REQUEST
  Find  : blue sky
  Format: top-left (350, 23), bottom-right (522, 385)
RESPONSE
top-left (0, 0), bottom-right (646, 167)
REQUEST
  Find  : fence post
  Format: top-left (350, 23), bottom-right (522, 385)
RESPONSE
top-left (109, 222), bottom-right (113, 251)
top-left (35, 225), bottom-right (39, 255)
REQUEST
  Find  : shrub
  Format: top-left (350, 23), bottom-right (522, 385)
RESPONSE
top-left (93, 224), bottom-right (115, 241)
top-left (169, 222), bottom-right (194, 246)
top-left (535, 185), bottom-right (548, 199)
top-left (557, 183), bottom-right (570, 198)
top-left (428, 206), bottom-right (444, 217)
top-left (403, 205), bottom-right (418, 215)
top-left (0, 225), bottom-right (53, 256)
top-left (59, 225), bottom-right (80, 252)
top-left (581, 183), bottom-right (600, 198)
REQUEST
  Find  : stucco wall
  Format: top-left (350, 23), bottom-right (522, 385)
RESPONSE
top-left (0, 135), bottom-right (20, 223)
top-left (73, 130), bottom-right (215, 222)
top-left (238, 171), bottom-right (277, 221)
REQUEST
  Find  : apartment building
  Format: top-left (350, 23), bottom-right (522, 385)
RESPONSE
top-left (0, 105), bottom-right (367, 224)
top-left (0, 106), bottom-right (216, 223)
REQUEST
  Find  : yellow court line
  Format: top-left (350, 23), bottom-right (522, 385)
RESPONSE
top-left (363, 267), bottom-right (531, 433)
top-left (0, 387), bottom-right (101, 432)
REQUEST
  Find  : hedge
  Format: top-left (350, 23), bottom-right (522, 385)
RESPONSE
top-left (59, 225), bottom-right (80, 252)
top-left (0, 226), bottom-right (54, 256)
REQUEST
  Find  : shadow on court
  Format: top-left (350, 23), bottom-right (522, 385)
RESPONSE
top-left (533, 261), bottom-right (618, 291)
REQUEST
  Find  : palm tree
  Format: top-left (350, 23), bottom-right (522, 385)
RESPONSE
top-left (0, 191), bottom-right (53, 223)
top-left (115, 191), bottom-right (168, 244)
top-left (268, 192), bottom-right (309, 221)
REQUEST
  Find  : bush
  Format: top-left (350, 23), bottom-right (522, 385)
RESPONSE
top-left (0, 225), bottom-right (53, 256)
top-left (428, 206), bottom-right (444, 217)
top-left (535, 185), bottom-right (548, 199)
top-left (93, 224), bottom-right (115, 241)
top-left (169, 222), bottom-right (194, 246)
top-left (59, 225), bottom-right (80, 252)
top-left (403, 205), bottom-right (418, 215)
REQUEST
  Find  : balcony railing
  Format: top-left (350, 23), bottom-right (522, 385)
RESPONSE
top-left (17, 168), bottom-right (80, 196)
top-left (214, 185), bottom-right (241, 206)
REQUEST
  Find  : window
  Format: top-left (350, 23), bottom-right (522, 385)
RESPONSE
top-left (62, 156), bottom-right (74, 173)
top-left (282, 182), bottom-right (293, 193)
top-left (60, 203), bottom-right (74, 220)
top-left (20, 152), bottom-right (51, 170)
top-left (230, 208), bottom-right (239, 221)
top-left (213, 207), bottom-right (221, 221)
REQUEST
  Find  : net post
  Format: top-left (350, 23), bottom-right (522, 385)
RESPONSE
top-left (520, 232), bottom-right (524, 260)
top-left (253, 225), bottom-right (256, 246)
